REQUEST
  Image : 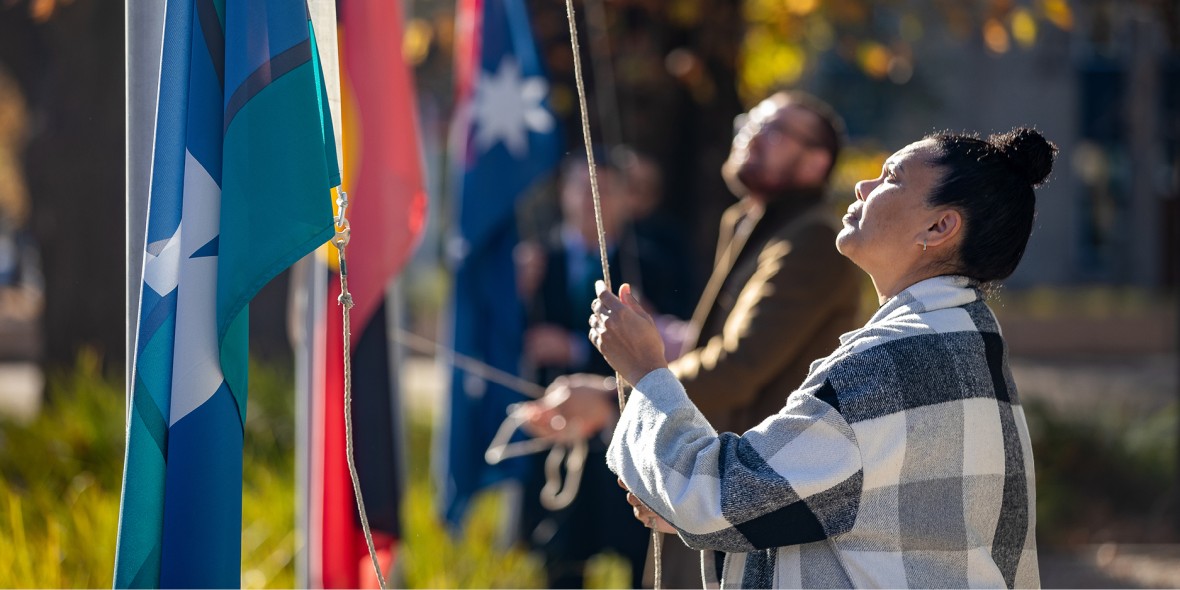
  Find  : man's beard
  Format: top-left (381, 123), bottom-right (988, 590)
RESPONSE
top-left (731, 159), bottom-right (794, 198)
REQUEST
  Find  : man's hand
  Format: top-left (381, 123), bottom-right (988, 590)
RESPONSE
top-left (518, 374), bottom-right (617, 441)
top-left (618, 478), bottom-right (676, 533)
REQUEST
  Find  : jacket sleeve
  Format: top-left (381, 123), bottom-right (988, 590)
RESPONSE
top-left (607, 368), bottom-right (863, 553)
top-left (669, 223), bottom-right (858, 418)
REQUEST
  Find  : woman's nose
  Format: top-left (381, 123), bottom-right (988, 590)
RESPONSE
top-left (854, 179), bottom-right (871, 201)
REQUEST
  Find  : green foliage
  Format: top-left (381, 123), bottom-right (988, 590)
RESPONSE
top-left (0, 350), bottom-right (123, 588)
top-left (1026, 399), bottom-right (1178, 546)
top-left (584, 552), bottom-right (632, 589)
top-left (241, 361), bottom-right (298, 589)
top-left (0, 354), bottom-right (302, 588)
top-left (399, 413), bottom-right (546, 589)
top-left (0, 355), bottom-right (597, 588)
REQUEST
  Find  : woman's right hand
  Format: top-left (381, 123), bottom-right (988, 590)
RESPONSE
top-left (588, 281), bottom-right (668, 386)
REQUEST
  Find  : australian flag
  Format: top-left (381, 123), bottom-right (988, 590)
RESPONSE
top-left (436, 0), bottom-right (561, 526)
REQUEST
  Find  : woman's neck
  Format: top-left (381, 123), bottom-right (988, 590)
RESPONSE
top-left (872, 267), bottom-right (949, 305)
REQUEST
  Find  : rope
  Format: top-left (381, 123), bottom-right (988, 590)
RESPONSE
top-left (562, 0), bottom-right (622, 415)
top-left (396, 326), bottom-right (590, 510)
top-left (393, 328), bottom-right (545, 398)
top-left (332, 190), bottom-right (387, 589)
top-left (561, 1), bottom-right (662, 587)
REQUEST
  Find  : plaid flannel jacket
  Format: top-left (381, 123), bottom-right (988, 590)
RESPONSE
top-left (607, 275), bottom-right (1039, 589)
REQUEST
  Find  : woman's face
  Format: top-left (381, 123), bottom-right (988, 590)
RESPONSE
top-left (836, 139), bottom-right (945, 276)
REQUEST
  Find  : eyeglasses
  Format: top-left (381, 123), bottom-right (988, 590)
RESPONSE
top-left (733, 113), bottom-right (825, 149)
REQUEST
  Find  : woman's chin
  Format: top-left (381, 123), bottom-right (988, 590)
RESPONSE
top-left (834, 229), bottom-right (857, 257)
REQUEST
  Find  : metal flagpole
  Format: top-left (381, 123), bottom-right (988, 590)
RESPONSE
top-left (125, 0), bottom-right (165, 415)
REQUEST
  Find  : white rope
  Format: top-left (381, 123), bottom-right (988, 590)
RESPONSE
top-left (561, 1), bottom-right (663, 587)
top-left (332, 189), bottom-right (387, 589)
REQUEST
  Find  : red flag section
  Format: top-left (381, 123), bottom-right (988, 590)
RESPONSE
top-left (336, 0), bottom-right (427, 337)
top-left (309, 2), bottom-right (426, 587)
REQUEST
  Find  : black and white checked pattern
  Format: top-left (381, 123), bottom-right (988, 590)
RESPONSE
top-left (608, 276), bottom-right (1039, 589)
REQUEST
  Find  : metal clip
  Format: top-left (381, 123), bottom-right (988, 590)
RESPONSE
top-left (334, 189), bottom-right (350, 227)
top-left (331, 188), bottom-right (352, 250)
top-left (332, 218), bottom-right (351, 249)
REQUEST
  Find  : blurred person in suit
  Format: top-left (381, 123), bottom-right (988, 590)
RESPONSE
top-left (513, 147), bottom-right (689, 588)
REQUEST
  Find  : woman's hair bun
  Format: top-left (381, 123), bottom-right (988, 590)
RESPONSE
top-left (989, 127), bottom-right (1057, 187)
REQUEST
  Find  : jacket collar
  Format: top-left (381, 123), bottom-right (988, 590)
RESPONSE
top-left (839, 275), bottom-right (981, 345)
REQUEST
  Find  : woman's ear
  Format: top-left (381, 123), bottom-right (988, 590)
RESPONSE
top-left (923, 208), bottom-right (962, 249)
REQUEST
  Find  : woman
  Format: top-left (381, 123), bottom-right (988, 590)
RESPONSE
top-left (590, 128), bottom-right (1055, 589)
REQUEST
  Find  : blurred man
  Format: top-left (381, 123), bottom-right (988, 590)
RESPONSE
top-left (523, 91), bottom-right (861, 588)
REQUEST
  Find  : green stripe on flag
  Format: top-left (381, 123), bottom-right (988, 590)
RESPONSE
top-left (113, 409), bottom-right (167, 588)
top-left (217, 58), bottom-right (336, 426)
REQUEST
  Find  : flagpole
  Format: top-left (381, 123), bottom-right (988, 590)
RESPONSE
top-left (384, 277), bottom-right (408, 584)
top-left (291, 252), bottom-right (326, 588)
top-left (125, 0), bottom-right (165, 415)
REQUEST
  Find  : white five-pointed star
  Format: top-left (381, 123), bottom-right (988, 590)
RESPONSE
top-left (473, 57), bottom-right (554, 158)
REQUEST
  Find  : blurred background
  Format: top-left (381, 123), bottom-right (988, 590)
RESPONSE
top-left (0, 0), bottom-right (1177, 587)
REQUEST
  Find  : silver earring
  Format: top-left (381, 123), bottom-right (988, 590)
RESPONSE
top-left (922, 239), bottom-right (927, 252)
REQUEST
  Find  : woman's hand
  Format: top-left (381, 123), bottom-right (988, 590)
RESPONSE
top-left (618, 478), bottom-right (676, 533)
top-left (588, 281), bottom-right (667, 386)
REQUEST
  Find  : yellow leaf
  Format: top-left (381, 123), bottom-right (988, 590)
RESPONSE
top-left (1011, 8), bottom-right (1038, 48)
top-left (1040, 0), bottom-right (1075, 31)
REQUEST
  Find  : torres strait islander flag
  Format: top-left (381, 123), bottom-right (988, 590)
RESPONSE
top-left (115, 1), bottom-right (337, 587)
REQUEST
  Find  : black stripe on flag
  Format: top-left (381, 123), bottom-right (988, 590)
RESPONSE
top-left (223, 39), bottom-right (311, 134)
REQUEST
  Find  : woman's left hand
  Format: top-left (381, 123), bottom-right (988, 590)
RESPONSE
top-left (589, 281), bottom-right (667, 386)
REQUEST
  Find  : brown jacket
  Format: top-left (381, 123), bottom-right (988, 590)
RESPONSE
top-left (656, 193), bottom-right (861, 588)
top-left (670, 194), bottom-right (861, 433)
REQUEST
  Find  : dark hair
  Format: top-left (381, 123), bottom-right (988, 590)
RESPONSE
top-left (770, 89), bottom-right (846, 178)
top-left (925, 127), bottom-right (1057, 283)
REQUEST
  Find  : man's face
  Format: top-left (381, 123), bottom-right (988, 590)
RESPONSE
top-left (561, 165), bottom-right (627, 238)
top-left (723, 99), bottom-right (828, 197)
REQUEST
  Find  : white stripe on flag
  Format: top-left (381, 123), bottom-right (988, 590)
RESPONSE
top-left (143, 228), bottom-right (181, 296)
top-left (169, 149), bottom-right (225, 425)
